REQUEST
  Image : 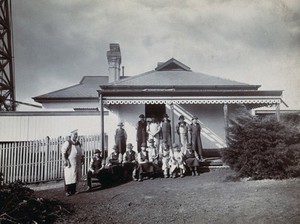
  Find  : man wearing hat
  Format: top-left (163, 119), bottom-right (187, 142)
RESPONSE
top-left (189, 116), bottom-right (204, 161)
top-left (115, 122), bottom-right (127, 155)
top-left (160, 114), bottom-right (172, 147)
top-left (176, 115), bottom-right (189, 152)
top-left (147, 116), bottom-right (161, 152)
top-left (61, 129), bottom-right (84, 196)
top-left (122, 143), bottom-right (138, 181)
top-left (106, 145), bottom-right (122, 166)
top-left (106, 145), bottom-right (123, 181)
top-left (86, 149), bottom-right (105, 191)
top-left (136, 114), bottom-right (147, 152)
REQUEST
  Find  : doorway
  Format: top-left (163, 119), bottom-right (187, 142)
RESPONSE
top-left (145, 104), bottom-right (166, 121)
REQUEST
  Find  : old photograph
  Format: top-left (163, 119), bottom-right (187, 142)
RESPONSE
top-left (0, 0), bottom-right (299, 223)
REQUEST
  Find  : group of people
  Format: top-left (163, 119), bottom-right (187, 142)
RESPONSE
top-left (116, 113), bottom-right (204, 158)
top-left (87, 139), bottom-right (202, 188)
top-left (61, 114), bottom-right (204, 196)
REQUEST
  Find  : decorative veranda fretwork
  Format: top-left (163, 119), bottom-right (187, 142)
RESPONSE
top-left (103, 96), bottom-right (281, 105)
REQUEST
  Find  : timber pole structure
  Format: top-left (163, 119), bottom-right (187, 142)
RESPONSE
top-left (0, 0), bottom-right (15, 111)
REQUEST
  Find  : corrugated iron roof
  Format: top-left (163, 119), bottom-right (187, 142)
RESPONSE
top-left (106, 70), bottom-right (250, 87)
top-left (33, 59), bottom-right (260, 103)
top-left (33, 76), bottom-right (108, 100)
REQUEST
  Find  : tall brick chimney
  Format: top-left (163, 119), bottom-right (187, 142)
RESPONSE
top-left (107, 43), bottom-right (121, 83)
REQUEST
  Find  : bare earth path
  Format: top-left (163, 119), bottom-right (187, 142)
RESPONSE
top-left (33, 169), bottom-right (300, 224)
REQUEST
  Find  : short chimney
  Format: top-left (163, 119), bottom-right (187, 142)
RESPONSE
top-left (107, 43), bottom-right (121, 83)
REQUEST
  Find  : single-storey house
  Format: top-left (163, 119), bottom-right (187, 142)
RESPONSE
top-left (33, 43), bottom-right (283, 156)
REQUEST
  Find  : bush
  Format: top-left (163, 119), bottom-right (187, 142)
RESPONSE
top-left (0, 181), bottom-right (72, 223)
top-left (222, 112), bottom-right (300, 180)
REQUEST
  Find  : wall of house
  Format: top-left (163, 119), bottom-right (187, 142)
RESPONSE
top-left (104, 104), bottom-right (145, 152)
top-left (175, 104), bottom-right (226, 148)
top-left (104, 103), bottom-right (228, 153)
top-left (41, 101), bottom-right (99, 110)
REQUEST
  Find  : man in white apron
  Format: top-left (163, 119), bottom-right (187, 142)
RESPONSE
top-left (61, 129), bottom-right (84, 196)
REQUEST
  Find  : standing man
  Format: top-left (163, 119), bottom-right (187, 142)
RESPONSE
top-left (115, 122), bottom-right (127, 155)
top-left (189, 116), bottom-right (204, 161)
top-left (136, 114), bottom-right (147, 152)
top-left (176, 115), bottom-right (189, 153)
top-left (61, 129), bottom-right (84, 196)
top-left (147, 116), bottom-right (161, 151)
top-left (160, 114), bottom-right (172, 147)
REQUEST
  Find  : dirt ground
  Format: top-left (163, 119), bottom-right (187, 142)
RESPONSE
top-left (32, 168), bottom-right (300, 224)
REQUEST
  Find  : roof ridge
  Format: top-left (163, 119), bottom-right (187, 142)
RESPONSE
top-left (101, 70), bottom-right (252, 86)
top-left (106, 70), bottom-right (155, 85)
top-left (80, 75), bottom-right (108, 84)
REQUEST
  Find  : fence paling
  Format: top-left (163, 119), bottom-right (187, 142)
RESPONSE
top-left (25, 141), bottom-right (29, 182)
top-left (37, 141), bottom-right (41, 182)
top-left (0, 135), bottom-right (100, 184)
top-left (8, 143), bottom-right (12, 183)
top-left (16, 142), bottom-right (20, 181)
top-left (30, 141), bottom-right (34, 183)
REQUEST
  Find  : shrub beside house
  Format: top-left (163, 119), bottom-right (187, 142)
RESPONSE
top-left (222, 111), bottom-right (300, 180)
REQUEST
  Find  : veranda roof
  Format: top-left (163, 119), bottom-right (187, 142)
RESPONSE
top-left (99, 90), bottom-right (282, 105)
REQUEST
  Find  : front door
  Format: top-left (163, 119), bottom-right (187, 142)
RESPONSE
top-left (145, 104), bottom-right (166, 121)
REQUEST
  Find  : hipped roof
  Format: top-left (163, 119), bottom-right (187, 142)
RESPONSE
top-left (33, 58), bottom-right (282, 104)
top-left (103, 58), bottom-right (256, 89)
top-left (33, 76), bottom-right (108, 101)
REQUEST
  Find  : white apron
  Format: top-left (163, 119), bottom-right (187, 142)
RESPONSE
top-left (61, 141), bottom-right (83, 185)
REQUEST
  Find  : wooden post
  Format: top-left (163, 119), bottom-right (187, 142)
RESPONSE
top-left (223, 104), bottom-right (229, 145)
top-left (170, 103), bottom-right (175, 144)
top-left (99, 94), bottom-right (105, 158)
top-left (276, 103), bottom-right (280, 121)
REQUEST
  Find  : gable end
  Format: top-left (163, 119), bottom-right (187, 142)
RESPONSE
top-left (155, 58), bottom-right (191, 71)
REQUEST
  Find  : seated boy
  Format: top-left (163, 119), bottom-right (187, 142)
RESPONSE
top-left (160, 141), bottom-right (171, 178)
top-left (184, 143), bottom-right (200, 176)
top-left (170, 143), bottom-right (185, 178)
top-left (122, 143), bottom-right (138, 181)
top-left (106, 145), bottom-right (123, 181)
top-left (86, 149), bottom-right (105, 191)
top-left (137, 143), bottom-right (155, 181)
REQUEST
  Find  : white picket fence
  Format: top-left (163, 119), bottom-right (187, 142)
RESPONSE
top-left (0, 135), bottom-right (102, 184)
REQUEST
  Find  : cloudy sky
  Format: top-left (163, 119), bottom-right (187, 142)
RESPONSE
top-left (12, 0), bottom-right (300, 110)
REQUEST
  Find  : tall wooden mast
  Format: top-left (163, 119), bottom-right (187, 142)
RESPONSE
top-left (0, 0), bottom-right (15, 111)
